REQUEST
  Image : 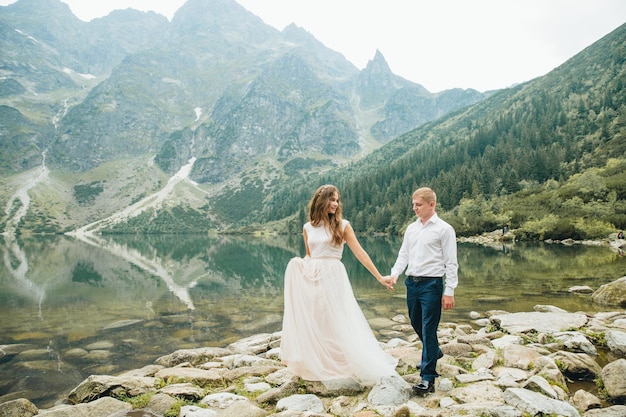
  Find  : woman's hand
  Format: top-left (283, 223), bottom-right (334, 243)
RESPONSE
top-left (379, 275), bottom-right (394, 290)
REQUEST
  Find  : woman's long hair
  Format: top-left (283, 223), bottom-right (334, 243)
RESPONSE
top-left (308, 184), bottom-right (343, 246)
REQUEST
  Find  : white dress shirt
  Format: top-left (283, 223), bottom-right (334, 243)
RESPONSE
top-left (391, 213), bottom-right (458, 296)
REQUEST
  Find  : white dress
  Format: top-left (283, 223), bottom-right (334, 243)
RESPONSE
top-left (280, 219), bottom-right (398, 386)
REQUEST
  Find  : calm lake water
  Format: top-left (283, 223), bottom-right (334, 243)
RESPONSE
top-left (1, 233), bottom-right (624, 408)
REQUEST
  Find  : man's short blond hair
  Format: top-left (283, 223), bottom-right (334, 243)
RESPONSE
top-left (412, 187), bottom-right (437, 203)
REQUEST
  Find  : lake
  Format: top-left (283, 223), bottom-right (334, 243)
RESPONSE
top-left (0, 233), bottom-right (624, 408)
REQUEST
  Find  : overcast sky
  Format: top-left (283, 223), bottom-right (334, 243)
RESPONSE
top-left (1, 0), bottom-right (625, 92)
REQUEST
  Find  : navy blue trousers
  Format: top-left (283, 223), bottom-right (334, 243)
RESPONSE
top-left (405, 277), bottom-right (443, 382)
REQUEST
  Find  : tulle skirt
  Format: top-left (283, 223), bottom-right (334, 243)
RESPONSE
top-left (280, 256), bottom-right (398, 386)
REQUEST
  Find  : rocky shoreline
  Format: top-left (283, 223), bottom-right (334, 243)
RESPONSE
top-left (1, 277), bottom-right (625, 417)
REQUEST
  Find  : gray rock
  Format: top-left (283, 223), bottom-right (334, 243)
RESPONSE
top-left (440, 341), bottom-right (473, 357)
top-left (0, 344), bottom-right (33, 359)
top-left (117, 364), bottom-right (164, 377)
top-left (456, 368), bottom-right (495, 384)
top-left (305, 378), bottom-right (364, 396)
top-left (84, 340), bottom-right (115, 350)
top-left (82, 349), bottom-right (114, 362)
top-left (491, 335), bottom-right (524, 349)
top-left (244, 381), bottom-right (271, 392)
top-left (227, 333), bottom-right (277, 354)
top-left (601, 358), bottom-right (626, 402)
top-left (367, 375), bottom-right (411, 406)
top-left (457, 334), bottom-right (493, 346)
top-left (494, 367), bottom-right (528, 388)
top-left (502, 344), bottom-right (543, 370)
top-left (155, 367), bottom-right (224, 387)
top-left (449, 402), bottom-right (508, 416)
top-left (224, 353), bottom-right (280, 368)
top-left (491, 312), bottom-right (588, 334)
top-left (553, 331), bottom-right (598, 355)
top-left (38, 397), bottom-right (131, 417)
top-left (276, 394), bottom-right (324, 413)
top-left (221, 365), bottom-right (283, 382)
top-left (590, 276), bottom-right (626, 306)
top-left (475, 318), bottom-right (491, 327)
top-left (16, 349), bottom-right (51, 361)
top-left (605, 330), bottom-right (626, 355)
top-left (533, 356), bottom-right (568, 389)
top-left (438, 377), bottom-right (454, 391)
top-left (158, 382), bottom-right (205, 400)
top-left (0, 398), bottom-right (38, 417)
top-left (328, 395), bottom-right (358, 416)
top-left (569, 286), bottom-right (594, 294)
top-left (583, 405), bottom-right (626, 417)
top-left (503, 387), bottom-right (580, 417)
top-left (549, 351), bottom-right (603, 381)
top-left (255, 381), bottom-right (299, 404)
top-left (439, 396), bottom-right (457, 408)
top-left (218, 400), bottom-right (269, 417)
top-left (522, 375), bottom-right (558, 399)
top-left (180, 405), bottom-right (217, 416)
top-left (145, 393), bottom-right (179, 416)
top-left (450, 380), bottom-right (505, 404)
top-left (572, 389), bottom-right (602, 411)
top-left (201, 392), bottom-right (249, 409)
top-left (155, 346), bottom-right (232, 367)
top-left (63, 348), bottom-right (89, 359)
top-left (102, 319), bottom-right (144, 331)
top-left (67, 375), bottom-right (157, 404)
top-left (490, 404), bottom-right (524, 417)
top-left (472, 349), bottom-right (497, 370)
top-left (264, 368), bottom-right (297, 386)
top-left (533, 304), bottom-right (567, 313)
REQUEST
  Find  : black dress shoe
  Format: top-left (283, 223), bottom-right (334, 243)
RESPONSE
top-left (412, 380), bottom-right (435, 395)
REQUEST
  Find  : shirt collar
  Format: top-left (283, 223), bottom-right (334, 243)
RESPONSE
top-left (418, 212), bottom-right (439, 226)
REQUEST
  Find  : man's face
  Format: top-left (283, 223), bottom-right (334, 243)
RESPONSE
top-left (412, 196), bottom-right (434, 220)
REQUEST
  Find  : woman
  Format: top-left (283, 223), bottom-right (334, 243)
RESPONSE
top-left (280, 184), bottom-right (398, 386)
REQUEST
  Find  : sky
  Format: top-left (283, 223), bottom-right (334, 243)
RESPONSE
top-left (1, 0), bottom-right (625, 92)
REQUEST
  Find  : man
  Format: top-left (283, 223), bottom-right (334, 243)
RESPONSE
top-left (389, 187), bottom-right (458, 395)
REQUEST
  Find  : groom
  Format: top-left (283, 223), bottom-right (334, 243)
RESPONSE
top-left (388, 187), bottom-right (458, 395)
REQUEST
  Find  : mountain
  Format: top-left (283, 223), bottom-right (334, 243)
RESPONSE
top-left (0, 0), bottom-right (489, 233)
top-left (257, 22), bottom-right (626, 239)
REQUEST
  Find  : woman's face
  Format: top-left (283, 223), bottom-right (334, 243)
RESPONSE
top-left (327, 192), bottom-right (339, 215)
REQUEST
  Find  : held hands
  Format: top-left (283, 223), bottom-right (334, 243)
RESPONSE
top-left (379, 275), bottom-right (395, 291)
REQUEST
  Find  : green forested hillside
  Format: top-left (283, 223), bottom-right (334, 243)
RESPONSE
top-left (251, 23), bottom-right (626, 240)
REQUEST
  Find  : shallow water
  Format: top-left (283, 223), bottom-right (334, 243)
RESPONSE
top-left (0, 233), bottom-right (623, 408)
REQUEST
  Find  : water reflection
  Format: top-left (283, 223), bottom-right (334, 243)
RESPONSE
top-left (0, 234), bottom-right (623, 408)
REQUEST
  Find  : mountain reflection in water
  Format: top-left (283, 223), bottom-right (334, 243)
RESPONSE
top-left (0, 233), bottom-right (623, 408)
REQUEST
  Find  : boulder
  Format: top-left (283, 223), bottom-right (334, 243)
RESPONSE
top-left (67, 375), bottom-right (157, 404)
top-left (0, 398), bottom-right (38, 417)
top-left (605, 330), bottom-right (626, 356)
top-left (503, 387), bottom-right (580, 417)
top-left (549, 351), bottom-right (603, 381)
top-left (601, 359), bottom-right (626, 402)
top-left (591, 276), bottom-right (626, 306)
top-left (38, 397), bottom-right (131, 417)
top-left (490, 312), bottom-right (588, 334)
top-left (155, 346), bottom-right (232, 367)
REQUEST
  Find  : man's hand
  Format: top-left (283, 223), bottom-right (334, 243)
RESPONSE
top-left (381, 275), bottom-right (394, 290)
top-left (442, 295), bottom-right (455, 310)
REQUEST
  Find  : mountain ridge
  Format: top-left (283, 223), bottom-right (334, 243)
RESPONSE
top-left (8, 0), bottom-right (619, 237)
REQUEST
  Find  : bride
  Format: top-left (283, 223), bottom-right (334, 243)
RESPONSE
top-left (280, 184), bottom-right (398, 386)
